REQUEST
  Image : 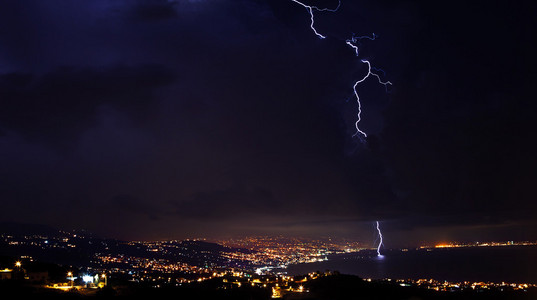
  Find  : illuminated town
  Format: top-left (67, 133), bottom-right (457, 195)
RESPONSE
top-left (428, 241), bottom-right (537, 248)
top-left (214, 236), bottom-right (365, 272)
top-left (1, 229), bottom-right (536, 298)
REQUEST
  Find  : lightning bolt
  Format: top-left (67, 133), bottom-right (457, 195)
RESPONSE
top-left (289, 0), bottom-right (392, 139)
top-left (351, 60), bottom-right (392, 138)
top-left (289, 2), bottom-right (391, 252)
top-left (290, 0), bottom-right (341, 39)
top-left (345, 33), bottom-right (377, 56)
top-left (376, 221), bottom-right (384, 257)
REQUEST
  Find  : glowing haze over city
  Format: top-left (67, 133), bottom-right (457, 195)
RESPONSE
top-left (1, 0), bottom-right (536, 250)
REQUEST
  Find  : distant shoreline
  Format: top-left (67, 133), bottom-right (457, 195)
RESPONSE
top-left (286, 245), bottom-right (537, 284)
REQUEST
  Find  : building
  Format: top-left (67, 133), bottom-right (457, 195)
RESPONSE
top-left (0, 269), bottom-right (13, 280)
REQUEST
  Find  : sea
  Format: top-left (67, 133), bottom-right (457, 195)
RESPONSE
top-left (286, 246), bottom-right (537, 284)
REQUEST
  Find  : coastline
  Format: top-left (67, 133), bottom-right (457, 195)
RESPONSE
top-left (285, 245), bottom-right (537, 284)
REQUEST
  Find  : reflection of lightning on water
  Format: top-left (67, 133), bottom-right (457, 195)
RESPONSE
top-left (376, 221), bottom-right (384, 257)
top-left (289, 0), bottom-right (391, 139)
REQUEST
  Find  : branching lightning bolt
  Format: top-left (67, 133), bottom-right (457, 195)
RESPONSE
top-left (375, 221), bottom-right (384, 257)
top-left (351, 60), bottom-right (392, 138)
top-left (290, 0), bottom-right (392, 139)
top-left (290, 0), bottom-right (341, 39)
top-left (290, 1), bottom-right (391, 249)
top-left (346, 33), bottom-right (377, 56)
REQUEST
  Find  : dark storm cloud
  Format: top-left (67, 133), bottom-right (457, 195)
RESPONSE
top-left (172, 186), bottom-right (279, 219)
top-left (128, 1), bottom-right (179, 22)
top-left (0, 0), bottom-right (536, 244)
top-left (374, 1), bottom-right (537, 239)
top-left (109, 194), bottom-right (161, 220)
top-left (0, 65), bottom-right (175, 140)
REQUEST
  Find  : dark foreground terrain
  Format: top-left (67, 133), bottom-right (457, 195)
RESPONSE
top-left (1, 274), bottom-right (536, 300)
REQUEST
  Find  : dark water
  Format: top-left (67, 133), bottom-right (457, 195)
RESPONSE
top-left (287, 246), bottom-right (537, 283)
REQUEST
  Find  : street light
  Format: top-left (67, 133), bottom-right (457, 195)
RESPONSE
top-left (67, 272), bottom-right (74, 287)
top-left (15, 261), bottom-right (21, 268)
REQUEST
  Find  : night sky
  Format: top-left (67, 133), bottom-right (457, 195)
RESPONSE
top-left (1, 0), bottom-right (536, 247)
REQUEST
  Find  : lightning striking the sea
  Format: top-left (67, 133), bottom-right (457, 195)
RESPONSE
top-left (289, 0), bottom-right (392, 139)
top-left (376, 221), bottom-right (384, 257)
top-left (290, 1), bottom-right (391, 251)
